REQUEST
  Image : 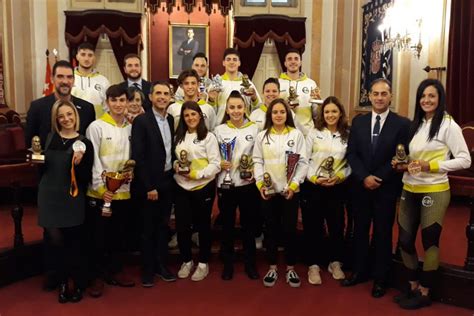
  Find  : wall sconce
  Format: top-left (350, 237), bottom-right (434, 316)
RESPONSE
top-left (378, 0), bottom-right (423, 59)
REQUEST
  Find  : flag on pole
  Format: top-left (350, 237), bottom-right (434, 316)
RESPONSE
top-left (42, 49), bottom-right (53, 96)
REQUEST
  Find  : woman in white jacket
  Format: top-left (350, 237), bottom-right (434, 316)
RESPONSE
top-left (214, 90), bottom-right (260, 281)
top-left (301, 96), bottom-right (351, 285)
top-left (253, 98), bottom-right (308, 288)
top-left (173, 101), bottom-right (221, 282)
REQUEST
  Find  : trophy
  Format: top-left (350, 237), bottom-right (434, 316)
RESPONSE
top-left (101, 159), bottom-right (135, 217)
top-left (287, 86), bottom-right (299, 107)
top-left (240, 74), bottom-right (253, 96)
top-left (283, 152), bottom-right (301, 196)
top-left (262, 172), bottom-right (276, 197)
top-left (177, 150), bottom-right (191, 174)
top-left (239, 154), bottom-right (253, 180)
top-left (393, 144), bottom-right (409, 172)
top-left (309, 87), bottom-right (323, 105)
top-left (219, 137), bottom-right (236, 189)
top-left (317, 156), bottom-right (335, 179)
top-left (26, 136), bottom-right (45, 163)
top-left (209, 74), bottom-right (223, 93)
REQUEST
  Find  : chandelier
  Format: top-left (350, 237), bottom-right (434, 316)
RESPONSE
top-left (378, 0), bottom-right (423, 58)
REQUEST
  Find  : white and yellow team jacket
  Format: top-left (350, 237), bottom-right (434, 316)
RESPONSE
top-left (174, 131), bottom-right (221, 191)
top-left (210, 72), bottom-right (262, 124)
top-left (72, 68), bottom-right (110, 118)
top-left (86, 113), bottom-right (132, 200)
top-left (305, 127), bottom-right (351, 184)
top-left (167, 99), bottom-right (216, 131)
top-left (253, 126), bottom-right (308, 194)
top-left (279, 73), bottom-right (318, 136)
top-left (402, 114), bottom-right (471, 193)
top-left (213, 120), bottom-right (259, 188)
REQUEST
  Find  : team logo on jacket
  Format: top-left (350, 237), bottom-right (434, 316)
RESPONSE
top-left (193, 138), bottom-right (200, 144)
top-left (245, 135), bottom-right (254, 142)
top-left (421, 196), bottom-right (433, 207)
top-left (302, 87), bottom-right (309, 94)
top-left (94, 84), bottom-right (103, 92)
top-left (287, 140), bottom-right (295, 147)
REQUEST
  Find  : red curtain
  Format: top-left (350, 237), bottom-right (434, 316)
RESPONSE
top-left (65, 10), bottom-right (142, 80)
top-left (446, 0), bottom-right (474, 124)
top-left (234, 15), bottom-right (306, 79)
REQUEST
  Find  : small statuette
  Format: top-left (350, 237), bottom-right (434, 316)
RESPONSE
top-left (239, 154), bottom-right (253, 180)
top-left (262, 172), bottom-right (276, 197)
top-left (393, 144), bottom-right (409, 172)
top-left (240, 74), bottom-right (253, 96)
top-left (287, 86), bottom-right (299, 107)
top-left (177, 150), bottom-right (191, 175)
top-left (309, 87), bottom-right (323, 105)
top-left (317, 156), bottom-right (335, 179)
top-left (27, 135), bottom-right (45, 163)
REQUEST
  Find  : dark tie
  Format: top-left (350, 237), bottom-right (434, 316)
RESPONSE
top-left (372, 115), bottom-right (381, 152)
top-left (133, 82), bottom-right (141, 90)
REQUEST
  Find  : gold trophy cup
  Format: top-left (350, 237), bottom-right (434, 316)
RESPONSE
top-left (101, 160), bottom-right (135, 217)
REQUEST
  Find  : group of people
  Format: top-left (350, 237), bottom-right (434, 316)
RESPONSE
top-left (25, 42), bottom-right (471, 311)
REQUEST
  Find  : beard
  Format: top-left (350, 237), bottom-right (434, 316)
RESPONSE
top-left (127, 72), bottom-right (141, 80)
top-left (55, 85), bottom-right (71, 97)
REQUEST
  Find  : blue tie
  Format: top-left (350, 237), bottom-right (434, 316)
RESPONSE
top-left (372, 115), bottom-right (381, 152)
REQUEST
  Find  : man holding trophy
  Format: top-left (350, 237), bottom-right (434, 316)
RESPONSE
top-left (252, 98), bottom-right (308, 288)
top-left (279, 49), bottom-right (321, 136)
top-left (214, 91), bottom-right (260, 281)
top-left (85, 85), bottom-right (135, 297)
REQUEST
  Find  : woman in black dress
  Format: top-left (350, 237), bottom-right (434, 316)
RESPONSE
top-left (38, 100), bottom-right (93, 303)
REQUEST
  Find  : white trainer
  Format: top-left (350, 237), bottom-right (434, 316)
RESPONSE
top-left (308, 265), bottom-right (322, 285)
top-left (177, 261), bottom-right (194, 279)
top-left (328, 261), bottom-right (345, 280)
top-left (191, 263), bottom-right (209, 281)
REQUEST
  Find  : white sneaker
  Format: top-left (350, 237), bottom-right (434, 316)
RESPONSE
top-left (328, 261), bottom-right (345, 280)
top-left (191, 263), bottom-right (209, 281)
top-left (263, 269), bottom-right (278, 287)
top-left (168, 233), bottom-right (178, 248)
top-left (191, 232), bottom-right (199, 247)
top-left (255, 234), bottom-right (263, 250)
top-left (286, 269), bottom-right (301, 288)
top-left (308, 265), bottom-right (322, 285)
top-left (177, 261), bottom-right (194, 279)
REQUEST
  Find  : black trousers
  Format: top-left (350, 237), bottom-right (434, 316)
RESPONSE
top-left (261, 193), bottom-right (299, 266)
top-left (43, 225), bottom-right (86, 288)
top-left (175, 181), bottom-right (216, 263)
top-left (351, 185), bottom-right (397, 282)
top-left (85, 198), bottom-right (131, 279)
top-left (300, 181), bottom-right (346, 266)
top-left (218, 183), bottom-right (259, 266)
top-left (141, 171), bottom-right (174, 276)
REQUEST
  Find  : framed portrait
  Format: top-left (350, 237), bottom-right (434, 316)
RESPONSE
top-left (169, 24), bottom-right (209, 79)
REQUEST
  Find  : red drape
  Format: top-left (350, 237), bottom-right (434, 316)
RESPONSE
top-left (65, 10), bottom-right (142, 80)
top-left (234, 15), bottom-right (306, 79)
top-left (446, 0), bottom-right (474, 124)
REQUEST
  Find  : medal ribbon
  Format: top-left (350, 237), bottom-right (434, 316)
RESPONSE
top-left (69, 156), bottom-right (79, 197)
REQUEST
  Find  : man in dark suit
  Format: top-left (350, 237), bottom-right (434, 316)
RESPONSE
top-left (119, 54), bottom-right (152, 111)
top-left (26, 60), bottom-right (95, 148)
top-left (131, 81), bottom-right (176, 287)
top-left (343, 78), bottom-right (410, 298)
top-left (177, 28), bottom-right (199, 72)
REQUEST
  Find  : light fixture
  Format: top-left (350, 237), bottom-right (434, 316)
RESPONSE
top-left (378, 0), bottom-right (423, 58)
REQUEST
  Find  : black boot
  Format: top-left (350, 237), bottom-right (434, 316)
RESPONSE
top-left (70, 287), bottom-right (83, 303)
top-left (58, 283), bottom-right (69, 303)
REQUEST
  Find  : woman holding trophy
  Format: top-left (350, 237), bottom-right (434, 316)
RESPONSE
top-left (301, 96), bottom-right (351, 285)
top-left (393, 79), bottom-right (470, 310)
top-left (214, 91), bottom-right (260, 281)
top-left (252, 98), bottom-right (308, 288)
top-left (37, 100), bottom-right (93, 303)
top-left (173, 101), bottom-right (221, 282)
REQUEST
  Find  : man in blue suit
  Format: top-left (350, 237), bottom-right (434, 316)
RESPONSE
top-left (342, 78), bottom-right (410, 298)
top-left (131, 81), bottom-right (176, 287)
